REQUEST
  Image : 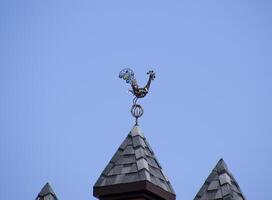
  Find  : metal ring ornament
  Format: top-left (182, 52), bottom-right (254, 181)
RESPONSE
top-left (131, 104), bottom-right (144, 119)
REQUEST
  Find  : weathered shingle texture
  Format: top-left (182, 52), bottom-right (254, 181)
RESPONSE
top-left (194, 159), bottom-right (245, 200)
top-left (94, 125), bottom-right (175, 195)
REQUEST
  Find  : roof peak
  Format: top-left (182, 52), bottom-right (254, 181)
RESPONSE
top-left (36, 182), bottom-right (58, 200)
top-left (215, 158), bottom-right (229, 174)
top-left (129, 124), bottom-right (144, 137)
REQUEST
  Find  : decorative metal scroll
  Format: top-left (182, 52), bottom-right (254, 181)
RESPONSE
top-left (119, 68), bottom-right (156, 125)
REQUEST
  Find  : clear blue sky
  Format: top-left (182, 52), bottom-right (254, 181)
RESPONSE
top-left (0, 1), bottom-right (271, 199)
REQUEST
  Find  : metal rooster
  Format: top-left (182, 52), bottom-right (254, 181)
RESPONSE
top-left (119, 68), bottom-right (156, 99)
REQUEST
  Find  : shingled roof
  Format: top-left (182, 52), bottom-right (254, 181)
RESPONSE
top-left (93, 125), bottom-right (175, 200)
top-left (194, 159), bottom-right (246, 200)
top-left (36, 182), bottom-right (58, 200)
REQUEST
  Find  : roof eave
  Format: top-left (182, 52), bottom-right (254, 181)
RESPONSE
top-left (93, 180), bottom-right (176, 200)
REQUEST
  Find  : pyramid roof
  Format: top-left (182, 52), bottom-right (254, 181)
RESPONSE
top-left (194, 159), bottom-right (246, 200)
top-left (94, 125), bottom-right (175, 199)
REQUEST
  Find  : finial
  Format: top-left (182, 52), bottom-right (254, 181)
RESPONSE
top-left (119, 68), bottom-right (156, 125)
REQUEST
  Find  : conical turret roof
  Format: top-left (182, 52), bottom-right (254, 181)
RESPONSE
top-left (94, 125), bottom-right (175, 200)
top-left (36, 182), bottom-right (58, 200)
top-left (194, 159), bottom-right (246, 200)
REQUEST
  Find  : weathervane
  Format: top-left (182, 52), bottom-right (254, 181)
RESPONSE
top-left (119, 68), bottom-right (156, 125)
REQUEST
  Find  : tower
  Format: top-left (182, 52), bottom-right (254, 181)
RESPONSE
top-left (194, 159), bottom-right (246, 200)
top-left (36, 182), bottom-right (58, 200)
top-left (93, 69), bottom-right (176, 200)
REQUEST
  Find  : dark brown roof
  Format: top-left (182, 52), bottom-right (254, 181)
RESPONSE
top-left (94, 125), bottom-right (175, 199)
top-left (194, 159), bottom-right (246, 200)
top-left (36, 182), bottom-right (58, 200)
